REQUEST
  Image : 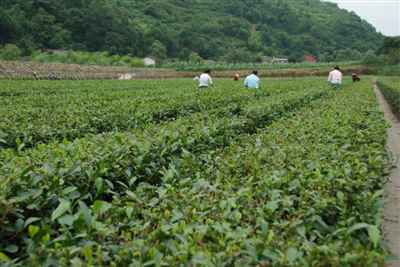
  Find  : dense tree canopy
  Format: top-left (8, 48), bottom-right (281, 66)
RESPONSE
top-left (0, 0), bottom-right (384, 61)
top-left (377, 36), bottom-right (400, 65)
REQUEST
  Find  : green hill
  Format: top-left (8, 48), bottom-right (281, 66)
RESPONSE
top-left (0, 0), bottom-right (383, 61)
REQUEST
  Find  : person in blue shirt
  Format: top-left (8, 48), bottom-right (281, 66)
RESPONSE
top-left (244, 70), bottom-right (260, 89)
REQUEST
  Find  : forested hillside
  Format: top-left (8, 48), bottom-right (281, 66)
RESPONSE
top-left (0, 0), bottom-right (383, 61)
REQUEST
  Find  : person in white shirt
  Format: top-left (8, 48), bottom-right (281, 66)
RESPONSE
top-left (328, 66), bottom-right (343, 90)
top-left (198, 70), bottom-right (213, 88)
top-left (244, 70), bottom-right (261, 89)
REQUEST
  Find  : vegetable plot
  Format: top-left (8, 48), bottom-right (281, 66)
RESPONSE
top-left (0, 78), bottom-right (389, 266)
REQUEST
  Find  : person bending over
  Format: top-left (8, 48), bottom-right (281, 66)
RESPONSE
top-left (244, 70), bottom-right (260, 89)
top-left (198, 69), bottom-right (213, 89)
top-left (328, 66), bottom-right (343, 90)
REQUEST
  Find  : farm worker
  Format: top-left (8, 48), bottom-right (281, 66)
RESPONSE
top-left (244, 70), bottom-right (261, 89)
top-left (233, 73), bottom-right (240, 81)
top-left (327, 66), bottom-right (343, 89)
top-left (198, 69), bottom-right (213, 88)
top-left (352, 72), bottom-right (360, 82)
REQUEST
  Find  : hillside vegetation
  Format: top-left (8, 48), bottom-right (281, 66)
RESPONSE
top-left (0, 0), bottom-right (383, 61)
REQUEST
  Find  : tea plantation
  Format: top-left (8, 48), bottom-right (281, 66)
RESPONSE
top-left (0, 78), bottom-right (391, 266)
top-left (377, 77), bottom-right (400, 115)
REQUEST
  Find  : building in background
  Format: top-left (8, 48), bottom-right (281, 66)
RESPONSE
top-left (271, 57), bottom-right (289, 64)
top-left (304, 55), bottom-right (317, 63)
top-left (144, 57), bottom-right (156, 67)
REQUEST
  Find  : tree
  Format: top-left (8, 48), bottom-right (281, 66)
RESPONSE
top-left (188, 52), bottom-right (203, 63)
top-left (150, 41), bottom-right (167, 61)
top-left (0, 0), bottom-right (384, 60)
top-left (248, 30), bottom-right (263, 51)
top-left (223, 48), bottom-right (254, 63)
top-left (378, 37), bottom-right (400, 65)
top-left (0, 10), bottom-right (14, 44)
top-left (363, 50), bottom-right (385, 65)
top-left (30, 8), bottom-right (57, 48)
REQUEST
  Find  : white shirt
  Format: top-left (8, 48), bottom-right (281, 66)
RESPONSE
top-left (328, 70), bottom-right (343, 84)
top-left (198, 73), bottom-right (213, 87)
top-left (244, 74), bottom-right (260, 89)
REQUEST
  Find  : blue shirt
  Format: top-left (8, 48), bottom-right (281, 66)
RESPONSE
top-left (244, 74), bottom-right (260, 89)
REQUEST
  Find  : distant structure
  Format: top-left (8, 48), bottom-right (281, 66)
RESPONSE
top-left (143, 57), bottom-right (156, 67)
top-left (304, 55), bottom-right (317, 63)
top-left (118, 73), bottom-right (137, 80)
top-left (271, 57), bottom-right (289, 64)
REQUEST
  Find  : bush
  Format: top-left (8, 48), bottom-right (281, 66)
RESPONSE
top-left (129, 58), bottom-right (145, 67)
top-left (188, 52), bottom-right (203, 63)
top-left (0, 44), bottom-right (22, 60)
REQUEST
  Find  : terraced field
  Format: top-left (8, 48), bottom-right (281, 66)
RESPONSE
top-left (0, 77), bottom-right (391, 266)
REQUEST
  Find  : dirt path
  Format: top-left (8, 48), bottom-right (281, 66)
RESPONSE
top-left (374, 84), bottom-right (400, 267)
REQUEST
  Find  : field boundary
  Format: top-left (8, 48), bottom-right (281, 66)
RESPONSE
top-left (375, 84), bottom-right (400, 267)
top-left (0, 60), bottom-right (376, 80)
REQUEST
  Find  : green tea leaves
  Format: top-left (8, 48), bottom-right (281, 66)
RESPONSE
top-left (51, 199), bottom-right (71, 221)
top-left (0, 79), bottom-right (390, 265)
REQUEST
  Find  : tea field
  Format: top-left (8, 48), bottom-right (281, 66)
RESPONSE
top-left (0, 78), bottom-right (390, 266)
top-left (377, 77), bottom-right (400, 115)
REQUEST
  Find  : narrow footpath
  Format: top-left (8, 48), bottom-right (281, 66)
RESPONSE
top-left (374, 84), bottom-right (400, 267)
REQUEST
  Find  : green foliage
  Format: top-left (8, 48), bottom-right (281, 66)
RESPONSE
top-left (367, 37), bottom-right (400, 70)
top-left (0, 79), bottom-right (327, 149)
top-left (362, 50), bottom-right (386, 66)
top-left (0, 78), bottom-right (389, 265)
top-left (222, 48), bottom-right (255, 63)
top-left (377, 64), bottom-right (400, 76)
top-left (188, 52), bottom-right (203, 63)
top-left (378, 77), bottom-right (400, 114)
top-left (150, 41), bottom-right (167, 61)
top-left (0, 44), bottom-right (22, 60)
top-left (29, 50), bottom-right (145, 67)
top-left (378, 37), bottom-right (400, 55)
top-left (378, 37), bottom-right (400, 65)
top-left (0, 0), bottom-right (383, 61)
top-left (248, 31), bottom-right (263, 52)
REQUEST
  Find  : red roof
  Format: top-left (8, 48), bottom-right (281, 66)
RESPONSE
top-left (304, 55), bottom-right (317, 63)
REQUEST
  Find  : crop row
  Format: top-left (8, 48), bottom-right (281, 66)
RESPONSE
top-left (0, 83), bottom-right (331, 264)
top-left (0, 79), bottom-right (328, 149)
top-left (161, 61), bottom-right (360, 72)
top-left (0, 80), bottom-right (388, 266)
top-left (377, 77), bottom-right (400, 114)
top-left (147, 81), bottom-right (388, 266)
top-left (0, 79), bottom-right (323, 104)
